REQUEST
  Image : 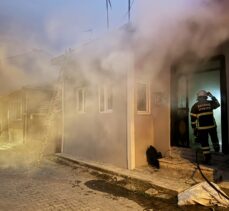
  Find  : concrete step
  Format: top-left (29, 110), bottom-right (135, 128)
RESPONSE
top-left (170, 146), bottom-right (229, 162)
top-left (163, 147), bottom-right (229, 183)
top-left (159, 157), bottom-right (223, 183)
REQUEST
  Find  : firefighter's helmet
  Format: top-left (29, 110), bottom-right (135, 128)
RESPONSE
top-left (197, 90), bottom-right (208, 97)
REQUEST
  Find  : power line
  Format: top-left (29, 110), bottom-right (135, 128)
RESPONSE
top-left (105, 0), bottom-right (112, 29)
top-left (124, 0), bottom-right (135, 22)
top-left (128, 0), bottom-right (131, 22)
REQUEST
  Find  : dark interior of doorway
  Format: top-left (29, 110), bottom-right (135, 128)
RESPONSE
top-left (171, 55), bottom-right (228, 154)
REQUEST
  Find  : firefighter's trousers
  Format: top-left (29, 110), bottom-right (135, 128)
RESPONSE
top-left (197, 127), bottom-right (220, 155)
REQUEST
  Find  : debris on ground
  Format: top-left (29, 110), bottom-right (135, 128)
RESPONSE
top-left (178, 181), bottom-right (229, 207)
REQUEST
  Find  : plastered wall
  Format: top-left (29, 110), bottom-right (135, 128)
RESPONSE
top-left (63, 73), bottom-right (128, 168)
top-left (134, 68), bottom-right (171, 167)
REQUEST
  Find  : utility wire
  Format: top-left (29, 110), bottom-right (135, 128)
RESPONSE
top-left (123, 0), bottom-right (135, 22)
top-left (105, 0), bottom-right (112, 29)
top-left (128, 0), bottom-right (131, 22)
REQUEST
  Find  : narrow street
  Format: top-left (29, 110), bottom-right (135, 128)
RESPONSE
top-left (0, 155), bottom-right (225, 211)
top-left (0, 157), bottom-right (143, 211)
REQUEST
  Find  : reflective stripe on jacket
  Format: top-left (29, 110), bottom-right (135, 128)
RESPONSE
top-left (190, 97), bottom-right (220, 130)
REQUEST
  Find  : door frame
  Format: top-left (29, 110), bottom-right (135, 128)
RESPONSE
top-left (219, 55), bottom-right (228, 154)
top-left (171, 55), bottom-right (228, 154)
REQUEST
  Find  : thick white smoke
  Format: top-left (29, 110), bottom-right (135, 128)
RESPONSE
top-left (1, 1), bottom-right (229, 168)
top-left (132, 0), bottom-right (229, 71)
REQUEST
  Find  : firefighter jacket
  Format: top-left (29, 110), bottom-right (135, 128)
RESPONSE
top-left (190, 97), bottom-right (220, 130)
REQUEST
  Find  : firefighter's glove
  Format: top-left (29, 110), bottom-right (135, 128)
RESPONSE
top-left (207, 92), bottom-right (213, 98)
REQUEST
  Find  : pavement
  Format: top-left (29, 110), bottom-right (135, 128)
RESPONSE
top-left (56, 152), bottom-right (229, 195)
top-left (0, 141), bottom-right (229, 210)
top-left (0, 153), bottom-right (204, 211)
top-left (56, 153), bottom-right (204, 193)
top-left (0, 158), bottom-right (147, 210)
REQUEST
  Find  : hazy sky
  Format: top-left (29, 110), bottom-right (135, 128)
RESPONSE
top-left (0, 0), bottom-right (228, 58)
top-left (0, 0), bottom-right (131, 56)
top-left (0, 1), bottom-right (229, 93)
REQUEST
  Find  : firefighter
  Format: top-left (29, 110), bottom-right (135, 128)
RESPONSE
top-left (190, 90), bottom-right (220, 164)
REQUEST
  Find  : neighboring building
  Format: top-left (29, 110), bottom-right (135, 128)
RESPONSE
top-left (0, 86), bottom-right (60, 152)
top-left (54, 34), bottom-right (229, 170)
top-left (0, 49), bottom-right (61, 153)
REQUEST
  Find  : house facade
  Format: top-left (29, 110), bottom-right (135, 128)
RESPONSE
top-left (57, 39), bottom-right (229, 170)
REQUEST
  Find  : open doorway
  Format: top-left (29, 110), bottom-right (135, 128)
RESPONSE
top-left (171, 55), bottom-right (228, 154)
top-left (188, 70), bottom-right (221, 150)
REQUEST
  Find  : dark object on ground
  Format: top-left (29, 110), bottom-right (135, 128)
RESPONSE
top-left (146, 145), bottom-right (162, 169)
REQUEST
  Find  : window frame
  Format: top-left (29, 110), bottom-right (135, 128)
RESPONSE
top-left (98, 85), bottom-right (113, 113)
top-left (136, 81), bottom-right (151, 115)
top-left (76, 87), bottom-right (86, 113)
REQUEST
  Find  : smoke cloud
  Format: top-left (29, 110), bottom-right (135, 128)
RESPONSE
top-left (132, 0), bottom-right (229, 71)
top-left (1, 1), bottom-right (229, 168)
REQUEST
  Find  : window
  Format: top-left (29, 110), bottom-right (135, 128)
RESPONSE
top-left (9, 99), bottom-right (22, 120)
top-left (107, 86), bottom-right (113, 111)
top-left (76, 88), bottom-right (85, 113)
top-left (137, 82), bottom-right (150, 114)
top-left (99, 85), bottom-right (113, 113)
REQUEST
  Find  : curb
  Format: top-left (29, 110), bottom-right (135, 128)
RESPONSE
top-left (53, 153), bottom-right (178, 199)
